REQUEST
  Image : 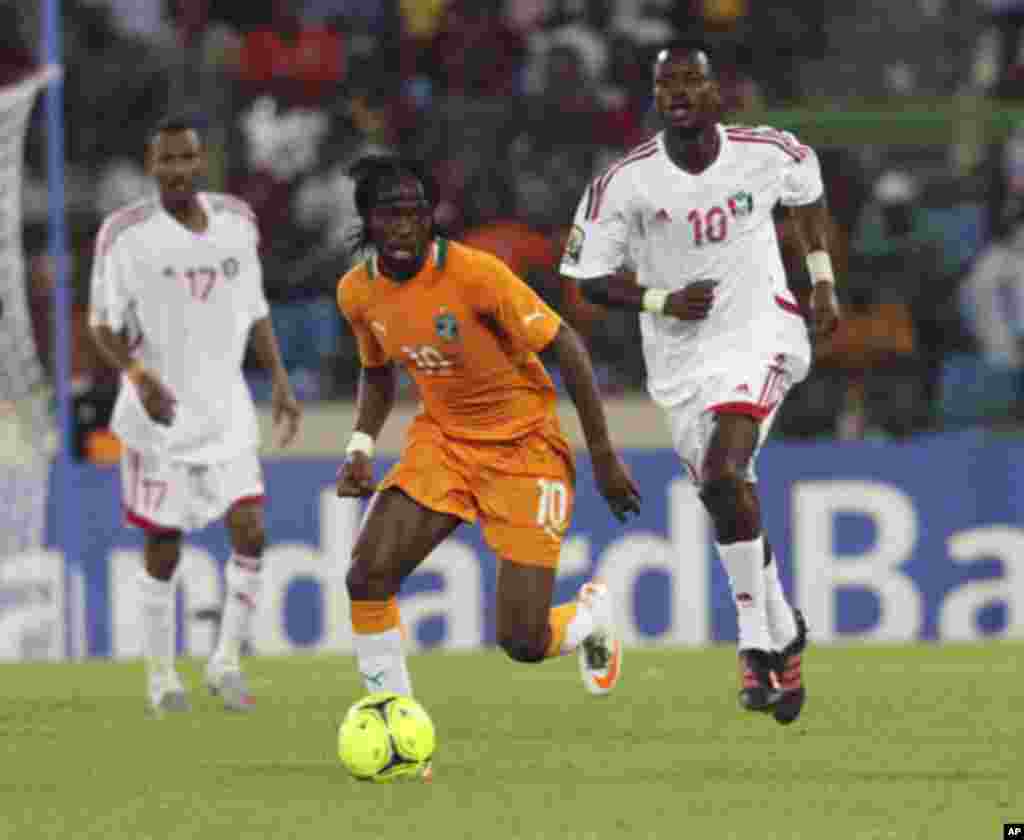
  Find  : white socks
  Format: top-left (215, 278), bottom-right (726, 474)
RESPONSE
top-left (716, 536), bottom-right (774, 651)
top-left (763, 545), bottom-right (798, 649)
top-left (353, 627), bottom-right (413, 696)
top-left (212, 554), bottom-right (262, 669)
top-left (138, 569), bottom-right (175, 678)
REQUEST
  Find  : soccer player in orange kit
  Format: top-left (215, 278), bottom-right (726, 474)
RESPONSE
top-left (335, 156), bottom-right (641, 699)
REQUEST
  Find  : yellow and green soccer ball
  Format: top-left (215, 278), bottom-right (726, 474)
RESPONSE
top-left (337, 692), bottom-right (436, 782)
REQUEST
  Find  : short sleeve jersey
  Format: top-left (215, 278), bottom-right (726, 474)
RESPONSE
top-left (89, 193), bottom-right (269, 461)
top-left (337, 239), bottom-right (562, 441)
top-left (560, 125), bottom-right (822, 407)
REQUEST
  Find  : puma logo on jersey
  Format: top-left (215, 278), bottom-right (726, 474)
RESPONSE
top-left (523, 311), bottom-right (545, 325)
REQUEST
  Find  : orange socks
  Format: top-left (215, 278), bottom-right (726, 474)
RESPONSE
top-left (545, 602), bottom-right (579, 658)
top-left (351, 597), bottom-right (401, 635)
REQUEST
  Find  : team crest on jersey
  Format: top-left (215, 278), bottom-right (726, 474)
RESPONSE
top-left (435, 310), bottom-right (460, 342)
top-left (564, 225), bottom-right (585, 264)
top-left (728, 191), bottom-right (754, 217)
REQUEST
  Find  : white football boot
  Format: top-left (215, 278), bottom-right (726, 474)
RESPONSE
top-left (577, 581), bottom-right (623, 696)
top-left (147, 670), bottom-right (190, 716)
top-left (205, 660), bottom-right (255, 712)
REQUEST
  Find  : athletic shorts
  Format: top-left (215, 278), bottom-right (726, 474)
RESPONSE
top-left (380, 416), bottom-right (575, 569)
top-left (665, 352), bottom-right (801, 486)
top-left (121, 447), bottom-right (264, 534)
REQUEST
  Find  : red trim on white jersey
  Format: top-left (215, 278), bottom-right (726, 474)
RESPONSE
top-left (229, 494), bottom-right (265, 512)
top-left (711, 359), bottom-right (789, 421)
top-left (774, 294), bottom-right (806, 319)
top-left (123, 505), bottom-right (179, 536)
top-left (97, 202), bottom-right (158, 257)
top-left (127, 449), bottom-right (140, 511)
top-left (726, 128), bottom-right (808, 163)
top-left (709, 401), bottom-right (773, 420)
top-left (587, 140), bottom-right (659, 221)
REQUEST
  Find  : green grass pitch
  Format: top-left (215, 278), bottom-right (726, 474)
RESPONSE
top-left (1, 643), bottom-right (1021, 840)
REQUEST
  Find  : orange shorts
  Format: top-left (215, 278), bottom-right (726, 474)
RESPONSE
top-left (380, 416), bottom-right (575, 569)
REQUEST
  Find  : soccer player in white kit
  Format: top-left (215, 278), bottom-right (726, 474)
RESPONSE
top-left (89, 117), bottom-right (302, 715)
top-left (559, 45), bottom-right (841, 724)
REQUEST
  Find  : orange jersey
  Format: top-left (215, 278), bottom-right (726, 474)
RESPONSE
top-left (337, 238), bottom-right (563, 441)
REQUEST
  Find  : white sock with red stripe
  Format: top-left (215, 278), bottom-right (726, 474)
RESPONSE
top-left (716, 536), bottom-right (774, 651)
top-left (763, 544), bottom-right (798, 649)
top-left (138, 568), bottom-right (176, 678)
top-left (212, 554), bottom-right (262, 669)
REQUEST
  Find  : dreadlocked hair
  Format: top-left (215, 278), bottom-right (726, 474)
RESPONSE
top-left (346, 155), bottom-right (440, 255)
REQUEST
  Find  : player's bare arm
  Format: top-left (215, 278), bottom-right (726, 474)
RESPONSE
top-left (558, 273), bottom-right (608, 337)
top-left (336, 363), bottom-right (397, 498)
top-left (549, 324), bottom-right (641, 521)
top-left (250, 317), bottom-right (302, 447)
top-left (571, 271), bottom-right (716, 322)
top-left (90, 324), bottom-right (177, 425)
top-left (788, 199), bottom-right (841, 340)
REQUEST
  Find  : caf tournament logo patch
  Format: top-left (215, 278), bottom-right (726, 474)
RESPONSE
top-left (564, 225), bottom-right (585, 264)
top-left (435, 310), bottom-right (460, 342)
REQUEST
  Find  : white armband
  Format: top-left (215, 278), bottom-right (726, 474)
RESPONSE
top-left (345, 431), bottom-right (375, 458)
top-left (806, 250), bottom-right (835, 285)
top-left (642, 289), bottom-right (669, 314)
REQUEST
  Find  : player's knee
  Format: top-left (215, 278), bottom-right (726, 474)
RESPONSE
top-left (144, 530), bottom-right (183, 580)
top-left (497, 628), bottom-right (547, 664)
top-left (228, 504), bottom-right (265, 557)
top-left (699, 470), bottom-right (745, 519)
top-left (345, 558), bottom-right (399, 602)
top-left (700, 471), bottom-right (760, 542)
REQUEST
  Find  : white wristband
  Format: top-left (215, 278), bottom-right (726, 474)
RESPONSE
top-left (642, 289), bottom-right (669, 314)
top-left (345, 431), bottom-right (375, 458)
top-left (806, 250), bottom-right (835, 285)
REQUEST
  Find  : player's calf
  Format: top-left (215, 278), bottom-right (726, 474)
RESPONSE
top-left (497, 629), bottom-right (548, 664)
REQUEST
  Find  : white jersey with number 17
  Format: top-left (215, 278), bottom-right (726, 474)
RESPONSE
top-left (560, 124), bottom-right (823, 409)
top-left (89, 192), bottom-right (270, 463)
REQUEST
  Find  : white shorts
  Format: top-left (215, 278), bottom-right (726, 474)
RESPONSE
top-left (664, 353), bottom-right (798, 486)
top-left (121, 448), bottom-right (264, 534)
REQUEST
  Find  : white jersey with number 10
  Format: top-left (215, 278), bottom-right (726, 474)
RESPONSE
top-left (560, 124), bottom-right (823, 408)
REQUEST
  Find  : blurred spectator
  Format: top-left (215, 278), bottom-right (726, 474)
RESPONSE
top-left (302, 0), bottom-right (397, 35)
top-left (0, 5), bottom-right (37, 87)
top-left (398, 0), bottom-right (448, 41)
top-left (236, 0), bottom-right (346, 104)
top-left (960, 219), bottom-right (1024, 372)
top-left (971, 0), bottom-right (1024, 96)
top-left (818, 171), bottom-right (955, 437)
top-left (611, 1), bottom-right (675, 49)
top-left (422, 0), bottom-right (526, 97)
top-left (528, 43), bottom-right (639, 151)
top-left (106, 0), bottom-right (172, 44)
top-left (27, 253), bottom-right (119, 460)
top-left (63, 1), bottom-right (169, 166)
top-left (527, 0), bottom-right (611, 93)
top-left (460, 171), bottom-right (560, 295)
top-left (94, 160), bottom-right (151, 218)
top-left (708, 42), bottom-right (763, 114)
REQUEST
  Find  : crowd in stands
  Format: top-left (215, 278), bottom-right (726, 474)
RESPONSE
top-left (6, 0), bottom-right (1024, 459)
